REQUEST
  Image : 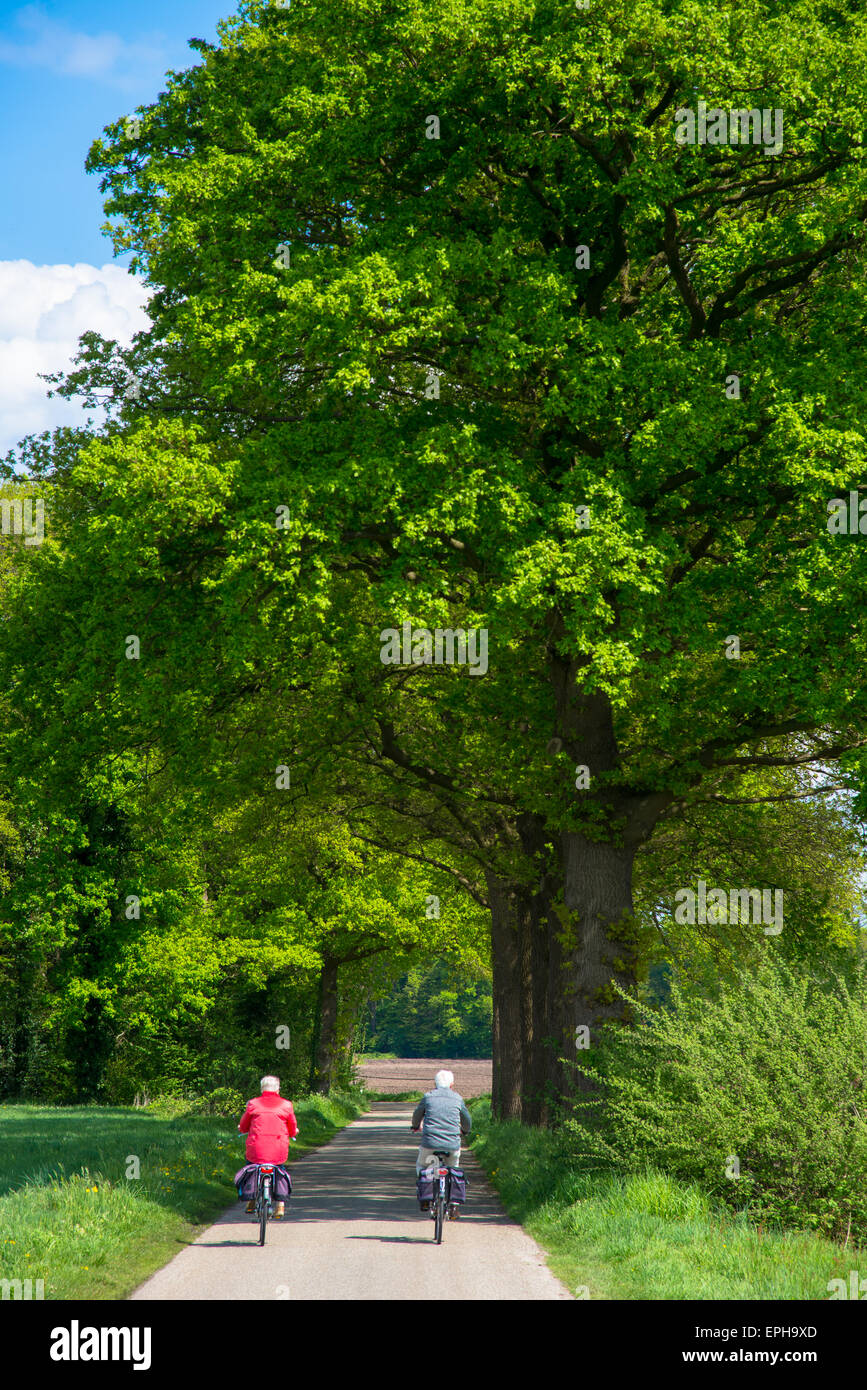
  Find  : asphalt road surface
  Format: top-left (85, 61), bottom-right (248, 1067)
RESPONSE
top-left (130, 1102), bottom-right (572, 1301)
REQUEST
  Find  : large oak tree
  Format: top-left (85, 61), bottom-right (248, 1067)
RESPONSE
top-left (16, 0), bottom-right (867, 1116)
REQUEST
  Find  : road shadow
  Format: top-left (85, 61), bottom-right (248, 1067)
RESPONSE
top-left (345, 1234), bottom-right (433, 1245)
top-left (193, 1238), bottom-right (262, 1248)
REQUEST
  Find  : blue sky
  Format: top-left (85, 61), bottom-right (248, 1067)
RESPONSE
top-left (0, 0), bottom-right (229, 264)
top-left (0, 1), bottom-right (233, 452)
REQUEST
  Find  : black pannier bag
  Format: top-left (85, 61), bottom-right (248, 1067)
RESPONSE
top-left (235, 1163), bottom-right (292, 1200)
top-left (272, 1165), bottom-right (292, 1200)
top-left (417, 1170), bottom-right (435, 1204)
top-left (447, 1169), bottom-right (467, 1203)
top-left (235, 1163), bottom-right (258, 1200)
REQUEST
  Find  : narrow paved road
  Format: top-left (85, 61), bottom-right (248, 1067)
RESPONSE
top-left (130, 1102), bottom-right (571, 1301)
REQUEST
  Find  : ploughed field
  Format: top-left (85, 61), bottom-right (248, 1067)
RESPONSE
top-left (358, 1057), bottom-right (492, 1098)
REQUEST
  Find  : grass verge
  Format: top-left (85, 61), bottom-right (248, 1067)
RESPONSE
top-left (467, 1098), bottom-right (865, 1300)
top-left (362, 1090), bottom-right (424, 1102)
top-left (0, 1089), bottom-right (365, 1300)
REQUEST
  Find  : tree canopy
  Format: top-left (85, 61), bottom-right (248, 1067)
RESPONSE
top-left (5, 0), bottom-right (867, 1117)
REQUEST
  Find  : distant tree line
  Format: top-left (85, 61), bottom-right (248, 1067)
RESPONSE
top-left (363, 961), bottom-right (492, 1059)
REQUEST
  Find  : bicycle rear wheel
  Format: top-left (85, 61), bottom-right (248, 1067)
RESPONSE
top-left (259, 1177), bottom-right (269, 1246)
top-left (434, 1193), bottom-right (444, 1244)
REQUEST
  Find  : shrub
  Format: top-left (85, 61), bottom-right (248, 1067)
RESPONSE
top-left (567, 956), bottom-right (867, 1242)
top-left (144, 1087), bottom-right (246, 1119)
top-left (192, 1087), bottom-right (247, 1117)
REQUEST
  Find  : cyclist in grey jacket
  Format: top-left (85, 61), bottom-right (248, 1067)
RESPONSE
top-left (411, 1069), bottom-right (472, 1177)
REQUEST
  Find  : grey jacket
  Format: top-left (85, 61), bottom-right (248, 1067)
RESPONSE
top-left (412, 1087), bottom-right (472, 1152)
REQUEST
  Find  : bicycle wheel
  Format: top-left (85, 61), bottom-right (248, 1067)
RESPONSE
top-left (259, 1177), bottom-right (269, 1246)
top-left (434, 1192), bottom-right (444, 1244)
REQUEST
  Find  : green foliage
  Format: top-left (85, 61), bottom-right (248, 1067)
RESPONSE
top-left (635, 765), bottom-right (867, 989)
top-left (65, 0), bottom-right (867, 839)
top-left (567, 958), bottom-right (867, 1242)
top-left (0, 743), bottom-right (489, 1104)
top-left (180, 1086), bottom-right (246, 1118)
top-left (468, 1098), bottom-right (867, 1300)
top-left (5, 0), bottom-right (867, 1146)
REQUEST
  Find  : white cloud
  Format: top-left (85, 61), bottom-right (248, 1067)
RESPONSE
top-left (0, 260), bottom-right (151, 457)
top-left (0, 5), bottom-right (169, 90)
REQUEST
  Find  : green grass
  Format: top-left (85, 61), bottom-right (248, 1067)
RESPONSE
top-left (363, 1089), bottom-right (424, 1102)
top-left (0, 1090), bottom-right (365, 1300)
top-left (467, 1098), bottom-right (866, 1300)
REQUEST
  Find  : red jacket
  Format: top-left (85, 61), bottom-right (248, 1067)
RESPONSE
top-left (238, 1092), bottom-right (298, 1163)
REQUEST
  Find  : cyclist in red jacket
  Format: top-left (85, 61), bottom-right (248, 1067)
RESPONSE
top-left (238, 1075), bottom-right (298, 1219)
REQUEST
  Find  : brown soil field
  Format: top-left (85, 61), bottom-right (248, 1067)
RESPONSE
top-left (358, 1057), bottom-right (492, 1099)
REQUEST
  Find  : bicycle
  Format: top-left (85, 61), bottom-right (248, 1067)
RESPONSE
top-left (253, 1162), bottom-right (276, 1246)
top-left (246, 1137), bottom-right (296, 1247)
top-left (429, 1150), bottom-right (457, 1245)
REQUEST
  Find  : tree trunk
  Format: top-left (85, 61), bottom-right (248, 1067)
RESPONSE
top-left (486, 872), bottom-right (524, 1120)
top-left (486, 654), bottom-right (673, 1123)
top-left (487, 826), bottom-right (559, 1127)
top-left (521, 883), bottom-right (557, 1126)
top-left (514, 814), bottom-right (557, 1127)
top-left (552, 831), bottom-right (639, 1098)
top-left (310, 954), bottom-right (339, 1093)
top-left (542, 646), bottom-right (671, 1107)
top-left (5, 999), bottom-right (28, 1100)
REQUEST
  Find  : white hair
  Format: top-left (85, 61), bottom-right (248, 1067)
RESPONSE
top-left (434, 1069), bottom-right (454, 1089)
top-left (260, 1075), bottom-right (280, 1092)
